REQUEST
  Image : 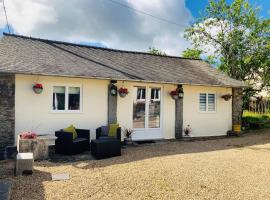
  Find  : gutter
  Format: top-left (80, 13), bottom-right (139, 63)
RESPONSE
top-left (0, 71), bottom-right (247, 88)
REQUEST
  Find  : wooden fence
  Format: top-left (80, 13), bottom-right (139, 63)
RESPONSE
top-left (249, 97), bottom-right (270, 113)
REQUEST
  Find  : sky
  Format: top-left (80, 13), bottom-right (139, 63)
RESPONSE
top-left (0, 0), bottom-right (269, 56)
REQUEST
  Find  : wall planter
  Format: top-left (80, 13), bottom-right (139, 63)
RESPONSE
top-left (33, 83), bottom-right (43, 94)
top-left (170, 90), bottom-right (179, 100)
top-left (119, 87), bottom-right (129, 98)
top-left (170, 86), bottom-right (184, 100)
top-left (221, 94), bottom-right (232, 101)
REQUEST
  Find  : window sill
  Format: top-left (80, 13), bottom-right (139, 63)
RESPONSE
top-left (50, 110), bottom-right (83, 114)
top-left (198, 111), bottom-right (217, 114)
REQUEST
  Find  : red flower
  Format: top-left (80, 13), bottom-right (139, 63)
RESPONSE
top-left (20, 131), bottom-right (37, 139)
top-left (33, 83), bottom-right (43, 89)
top-left (170, 90), bottom-right (178, 96)
top-left (119, 87), bottom-right (129, 94)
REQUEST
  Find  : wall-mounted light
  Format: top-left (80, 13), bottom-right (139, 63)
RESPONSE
top-left (177, 85), bottom-right (184, 99)
top-left (110, 80), bottom-right (117, 96)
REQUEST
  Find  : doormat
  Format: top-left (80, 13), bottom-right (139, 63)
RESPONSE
top-left (135, 140), bottom-right (156, 144)
top-left (51, 173), bottom-right (70, 181)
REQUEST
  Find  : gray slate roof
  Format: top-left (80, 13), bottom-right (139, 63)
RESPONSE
top-left (0, 33), bottom-right (245, 87)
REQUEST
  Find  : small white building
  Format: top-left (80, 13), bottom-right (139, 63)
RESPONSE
top-left (0, 33), bottom-right (245, 149)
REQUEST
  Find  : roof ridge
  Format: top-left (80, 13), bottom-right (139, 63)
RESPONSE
top-left (2, 32), bottom-right (202, 61)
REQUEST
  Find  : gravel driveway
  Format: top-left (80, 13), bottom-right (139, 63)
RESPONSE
top-left (1, 130), bottom-right (270, 200)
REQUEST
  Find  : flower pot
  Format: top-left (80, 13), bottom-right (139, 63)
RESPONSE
top-left (221, 94), bottom-right (232, 101)
top-left (119, 92), bottom-right (127, 98)
top-left (172, 95), bottom-right (178, 100)
top-left (124, 138), bottom-right (132, 145)
top-left (33, 87), bottom-right (43, 94)
top-left (222, 97), bottom-right (231, 101)
top-left (233, 124), bottom-right (241, 134)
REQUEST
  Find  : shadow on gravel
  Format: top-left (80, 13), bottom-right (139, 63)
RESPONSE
top-left (70, 130), bottom-right (270, 169)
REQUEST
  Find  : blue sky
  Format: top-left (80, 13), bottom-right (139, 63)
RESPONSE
top-left (186, 0), bottom-right (270, 18)
top-left (0, 0), bottom-right (269, 55)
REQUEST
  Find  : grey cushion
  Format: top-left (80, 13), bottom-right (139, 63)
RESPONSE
top-left (98, 136), bottom-right (115, 140)
top-left (100, 126), bottom-right (109, 136)
top-left (73, 138), bottom-right (88, 143)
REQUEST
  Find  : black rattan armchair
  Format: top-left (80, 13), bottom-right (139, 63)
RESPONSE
top-left (55, 129), bottom-right (90, 155)
top-left (96, 126), bottom-right (121, 141)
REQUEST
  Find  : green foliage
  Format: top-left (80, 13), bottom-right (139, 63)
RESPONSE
top-left (184, 0), bottom-right (270, 96)
top-left (182, 48), bottom-right (217, 66)
top-left (182, 48), bottom-right (202, 59)
top-left (243, 111), bottom-right (270, 120)
top-left (242, 111), bottom-right (270, 129)
top-left (148, 47), bottom-right (167, 56)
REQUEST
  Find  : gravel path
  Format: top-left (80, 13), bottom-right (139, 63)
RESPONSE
top-left (1, 131), bottom-right (270, 200)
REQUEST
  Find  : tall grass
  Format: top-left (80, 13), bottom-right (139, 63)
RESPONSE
top-left (242, 110), bottom-right (270, 124)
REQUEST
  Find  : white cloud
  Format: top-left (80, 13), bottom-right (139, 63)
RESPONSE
top-left (0, 0), bottom-right (193, 56)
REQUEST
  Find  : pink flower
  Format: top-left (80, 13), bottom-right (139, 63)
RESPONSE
top-left (20, 131), bottom-right (38, 139)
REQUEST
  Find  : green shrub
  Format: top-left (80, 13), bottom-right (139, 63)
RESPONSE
top-left (243, 111), bottom-right (270, 129)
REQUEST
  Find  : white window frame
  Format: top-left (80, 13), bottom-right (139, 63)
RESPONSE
top-left (136, 87), bottom-right (146, 102)
top-left (199, 93), bottom-right (217, 113)
top-left (51, 84), bottom-right (83, 113)
top-left (150, 88), bottom-right (161, 101)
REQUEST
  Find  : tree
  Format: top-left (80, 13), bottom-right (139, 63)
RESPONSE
top-left (184, 0), bottom-right (270, 98)
top-left (148, 47), bottom-right (167, 56)
top-left (182, 48), bottom-right (202, 59)
top-left (182, 48), bottom-right (217, 65)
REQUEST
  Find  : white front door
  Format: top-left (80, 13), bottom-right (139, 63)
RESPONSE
top-left (132, 86), bottom-right (162, 140)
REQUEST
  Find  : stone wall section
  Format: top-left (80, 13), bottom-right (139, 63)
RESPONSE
top-left (0, 74), bottom-right (15, 150)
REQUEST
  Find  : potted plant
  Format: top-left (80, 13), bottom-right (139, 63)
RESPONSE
top-left (123, 128), bottom-right (134, 145)
top-left (183, 125), bottom-right (191, 139)
top-left (119, 87), bottom-right (129, 98)
top-left (33, 83), bottom-right (43, 94)
top-left (20, 131), bottom-right (38, 139)
top-left (221, 94), bottom-right (232, 101)
top-left (170, 90), bottom-right (179, 100)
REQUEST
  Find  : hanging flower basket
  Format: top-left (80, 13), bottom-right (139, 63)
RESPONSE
top-left (170, 90), bottom-right (179, 100)
top-left (119, 87), bottom-right (129, 98)
top-left (221, 94), bottom-right (232, 101)
top-left (33, 83), bottom-right (43, 94)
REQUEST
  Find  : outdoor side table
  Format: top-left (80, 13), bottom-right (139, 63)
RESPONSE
top-left (16, 153), bottom-right (33, 176)
top-left (91, 139), bottom-right (121, 159)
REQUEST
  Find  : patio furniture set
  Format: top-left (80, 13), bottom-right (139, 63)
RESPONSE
top-left (15, 124), bottom-right (122, 176)
top-left (54, 125), bottom-right (122, 159)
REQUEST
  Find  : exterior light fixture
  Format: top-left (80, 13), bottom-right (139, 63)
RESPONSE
top-left (177, 85), bottom-right (184, 99)
top-left (110, 80), bottom-right (117, 96)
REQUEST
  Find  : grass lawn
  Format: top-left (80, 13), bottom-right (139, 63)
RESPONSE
top-left (243, 111), bottom-right (270, 129)
top-left (1, 130), bottom-right (270, 200)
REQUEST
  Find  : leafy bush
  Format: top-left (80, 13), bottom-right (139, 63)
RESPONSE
top-left (242, 111), bottom-right (270, 129)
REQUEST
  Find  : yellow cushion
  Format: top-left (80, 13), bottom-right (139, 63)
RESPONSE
top-left (108, 123), bottom-right (119, 137)
top-left (63, 125), bottom-right (78, 140)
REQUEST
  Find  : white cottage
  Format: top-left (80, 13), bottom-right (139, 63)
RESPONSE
top-left (0, 33), bottom-right (245, 150)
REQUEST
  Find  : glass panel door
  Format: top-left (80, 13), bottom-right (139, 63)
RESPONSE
top-left (133, 87), bottom-right (146, 128)
top-left (148, 88), bottom-right (161, 128)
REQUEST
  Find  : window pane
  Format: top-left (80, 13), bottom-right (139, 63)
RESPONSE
top-left (68, 87), bottom-right (80, 110)
top-left (53, 86), bottom-right (65, 110)
top-left (133, 87), bottom-right (145, 128)
top-left (199, 93), bottom-right (206, 111)
top-left (151, 88), bottom-right (160, 100)
top-left (151, 89), bottom-right (155, 100)
top-left (149, 88), bottom-right (161, 128)
top-left (208, 94), bottom-right (216, 111)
